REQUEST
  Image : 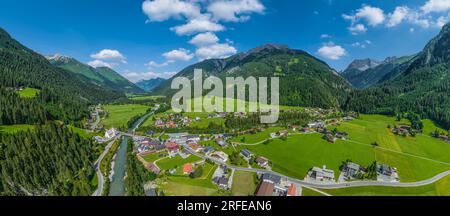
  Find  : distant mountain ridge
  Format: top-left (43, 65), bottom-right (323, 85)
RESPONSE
top-left (47, 54), bottom-right (145, 94)
top-left (136, 78), bottom-right (166, 92)
top-left (342, 56), bottom-right (415, 89)
top-left (152, 44), bottom-right (352, 108)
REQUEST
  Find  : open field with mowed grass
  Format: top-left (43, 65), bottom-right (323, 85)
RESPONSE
top-left (156, 155), bottom-right (203, 171)
top-left (231, 171), bottom-right (258, 196)
top-left (0, 125), bottom-right (35, 134)
top-left (238, 115), bottom-right (450, 182)
top-left (230, 127), bottom-right (284, 144)
top-left (159, 163), bottom-right (227, 196)
top-left (101, 104), bottom-right (150, 129)
top-left (17, 87), bottom-right (40, 98)
top-left (129, 95), bottom-right (165, 101)
top-left (320, 175), bottom-right (450, 196)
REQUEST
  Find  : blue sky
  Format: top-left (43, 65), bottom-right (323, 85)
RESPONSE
top-left (1, 0), bottom-right (449, 82)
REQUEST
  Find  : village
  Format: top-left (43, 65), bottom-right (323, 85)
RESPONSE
top-left (90, 108), bottom-right (404, 196)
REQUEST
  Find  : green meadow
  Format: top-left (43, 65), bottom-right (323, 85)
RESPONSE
top-left (17, 87), bottom-right (40, 98)
top-left (101, 104), bottom-right (150, 129)
top-left (236, 115), bottom-right (450, 182)
top-left (231, 171), bottom-right (258, 196)
top-left (321, 175), bottom-right (450, 196)
top-left (0, 124), bottom-right (35, 134)
top-left (156, 155), bottom-right (203, 171)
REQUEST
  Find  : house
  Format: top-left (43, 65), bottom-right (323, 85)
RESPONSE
top-left (290, 125), bottom-right (301, 131)
top-left (335, 132), bottom-right (348, 140)
top-left (195, 117), bottom-right (201, 121)
top-left (309, 166), bottom-right (335, 182)
top-left (146, 130), bottom-right (154, 136)
top-left (213, 176), bottom-right (229, 189)
top-left (308, 121), bottom-right (325, 129)
top-left (343, 116), bottom-right (354, 121)
top-left (261, 173), bottom-right (281, 184)
top-left (279, 130), bottom-right (289, 137)
top-left (211, 151), bottom-right (229, 162)
top-left (183, 163), bottom-right (193, 175)
top-left (188, 143), bottom-right (203, 152)
top-left (165, 142), bottom-right (179, 153)
top-left (343, 162), bottom-right (362, 178)
top-left (216, 138), bottom-right (228, 148)
top-left (287, 184), bottom-right (297, 196)
top-left (203, 146), bottom-right (215, 155)
top-left (256, 181), bottom-right (275, 196)
top-left (147, 164), bottom-right (161, 174)
top-left (255, 156), bottom-right (269, 167)
top-left (186, 135), bottom-right (201, 142)
top-left (326, 134), bottom-right (337, 143)
top-left (104, 128), bottom-right (119, 140)
top-left (240, 149), bottom-right (253, 158)
top-left (377, 164), bottom-right (396, 176)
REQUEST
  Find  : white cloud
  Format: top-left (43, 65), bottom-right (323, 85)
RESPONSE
top-left (348, 24), bottom-right (367, 35)
top-left (195, 43), bottom-right (237, 60)
top-left (207, 0), bottom-right (265, 22)
top-left (162, 48), bottom-right (194, 61)
top-left (142, 0), bottom-right (201, 22)
top-left (90, 49), bottom-right (126, 63)
top-left (146, 60), bottom-right (175, 68)
top-left (317, 43), bottom-right (347, 60)
top-left (189, 32), bottom-right (219, 46)
top-left (320, 34), bottom-right (332, 39)
top-left (88, 60), bottom-right (114, 68)
top-left (387, 6), bottom-right (410, 27)
top-left (422, 0), bottom-right (450, 14)
top-left (122, 71), bottom-right (177, 83)
top-left (170, 16), bottom-right (225, 35)
top-left (355, 5), bottom-right (385, 26)
top-left (351, 42), bottom-right (366, 49)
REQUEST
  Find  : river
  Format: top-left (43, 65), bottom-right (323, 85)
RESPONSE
top-left (109, 112), bottom-right (153, 196)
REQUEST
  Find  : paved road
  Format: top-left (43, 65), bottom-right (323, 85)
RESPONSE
top-left (92, 139), bottom-right (117, 196)
top-left (181, 143), bottom-right (450, 190)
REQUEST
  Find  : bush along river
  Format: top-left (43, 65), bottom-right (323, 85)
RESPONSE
top-left (109, 112), bottom-right (153, 196)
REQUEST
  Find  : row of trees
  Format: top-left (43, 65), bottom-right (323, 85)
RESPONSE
top-left (124, 139), bottom-right (156, 196)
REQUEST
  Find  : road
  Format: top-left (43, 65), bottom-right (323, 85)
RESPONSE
top-left (181, 143), bottom-right (450, 190)
top-left (92, 139), bottom-right (116, 196)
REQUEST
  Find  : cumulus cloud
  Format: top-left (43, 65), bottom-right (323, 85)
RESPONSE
top-left (422, 0), bottom-right (450, 14)
top-left (146, 60), bottom-right (175, 68)
top-left (189, 32), bottom-right (219, 46)
top-left (348, 24), bottom-right (367, 35)
top-left (195, 43), bottom-right (237, 60)
top-left (162, 48), bottom-right (194, 61)
top-left (387, 6), bottom-right (410, 27)
top-left (122, 71), bottom-right (177, 83)
top-left (317, 43), bottom-right (347, 60)
top-left (207, 0), bottom-right (265, 22)
top-left (355, 5), bottom-right (386, 26)
top-left (170, 16), bottom-right (225, 35)
top-left (91, 49), bottom-right (126, 63)
top-left (88, 60), bottom-right (114, 68)
top-left (142, 0), bottom-right (201, 22)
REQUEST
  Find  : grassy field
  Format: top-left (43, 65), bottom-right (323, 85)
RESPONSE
top-left (17, 87), bottom-right (40, 98)
top-left (230, 127), bottom-right (284, 144)
top-left (156, 155), bottom-right (203, 171)
top-left (321, 175), bottom-right (450, 196)
top-left (231, 171), bottom-right (257, 196)
top-left (129, 95), bottom-right (165, 101)
top-left (142, 151), bottom-right (168, 163)
top-left (237, 115), bottom-right (450, 182)
top-left (302, 187), bottom-right (326, 196)
top-left (159, 163), bottom-right (225, 196)
top-left (101, 104), bottom-right (150, 129)
top-left (0, 124), bottom-right (35, 133)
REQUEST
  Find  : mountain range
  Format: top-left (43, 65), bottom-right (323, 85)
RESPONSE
top-left (136, 78), bottom-right (166, 92)
top-left (47, 54), bottom-right (144, 94)
top-left (152, 44), bottom-right (352, 108)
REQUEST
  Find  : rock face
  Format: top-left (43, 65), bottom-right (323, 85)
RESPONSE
top-left (345, 58), bottom-right (381, 72)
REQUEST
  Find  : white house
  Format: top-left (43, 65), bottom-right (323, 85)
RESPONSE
top-left (105, 128), bottom-right (119, 140)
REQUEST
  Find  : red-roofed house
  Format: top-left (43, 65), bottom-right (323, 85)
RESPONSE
top-left (287, 184), bottom-right (297, 196)
top-left (165, 141), bottom-right (179, 152)
top-left (183, 163), bottom-right (193, 174)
